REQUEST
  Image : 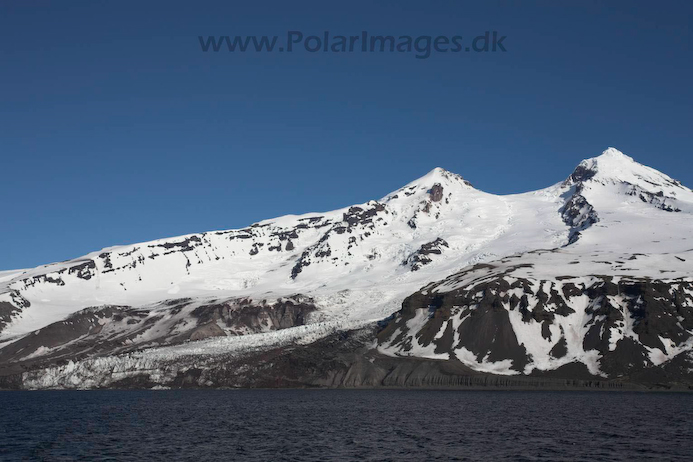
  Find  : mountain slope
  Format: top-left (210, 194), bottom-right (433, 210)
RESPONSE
top-left (1, 148), bottom-right (692, 389)
top-left (0, 165), bottom-right (571, 339)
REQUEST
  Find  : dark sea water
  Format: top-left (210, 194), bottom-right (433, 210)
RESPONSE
top-left (0, 390), bottom-right (691, 461)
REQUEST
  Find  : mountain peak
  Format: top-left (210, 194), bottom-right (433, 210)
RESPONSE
top-left (429, 166), bottom-right (450, 175)
top-left (411, 167), bottom-right (473, 189)
top-left (566, 147), bottom-right (683, 190)
top-left (421, 166), bottom-right (456, 180)
top-left (597, 147), bottom-right (633, 161)
top-left (579, 147), bottom-right (636, 173)
top-left (381, 166), bottom-right (475, 208)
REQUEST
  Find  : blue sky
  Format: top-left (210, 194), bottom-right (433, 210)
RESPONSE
top-left (1, 0), bottom-right (691, 270)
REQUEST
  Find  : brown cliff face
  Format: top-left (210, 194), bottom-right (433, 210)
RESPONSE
top-left (428, 183), bottom-right (444, 202)
top-left (0, 297), bottom-right (316, 373)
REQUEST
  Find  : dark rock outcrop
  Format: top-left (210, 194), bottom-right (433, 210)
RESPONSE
top-left (403, 238), bottom-right (449, 271)
top-left (378, 263), bottom-right (693, 380)
top-left (560, 185), bottom-right (598, 244)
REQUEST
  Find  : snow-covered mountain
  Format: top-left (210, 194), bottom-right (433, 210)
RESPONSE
top-left (1, 148), bottom-right (692, 390)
